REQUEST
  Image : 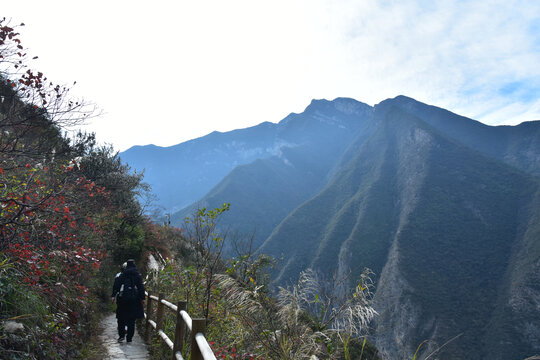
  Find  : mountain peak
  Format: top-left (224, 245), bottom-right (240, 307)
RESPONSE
top-left (304, 97), bottom-right (372, 116)
top-left (375, 95), bottom-right (419, 111)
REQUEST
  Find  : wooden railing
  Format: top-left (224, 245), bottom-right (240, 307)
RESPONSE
top-left (144, 291), bottom-right (217, 360)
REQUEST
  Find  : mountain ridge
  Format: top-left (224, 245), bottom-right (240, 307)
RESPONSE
top-left (120, 97), bottom-right (372, 213)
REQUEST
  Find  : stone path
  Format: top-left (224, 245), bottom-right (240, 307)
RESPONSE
top-left (98, 313), bottom-right (149, 359)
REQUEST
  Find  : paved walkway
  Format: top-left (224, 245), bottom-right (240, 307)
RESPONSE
top-left (98, 313), bottom-right (149, 359)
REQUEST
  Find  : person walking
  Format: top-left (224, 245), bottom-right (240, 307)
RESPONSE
top-left (111, 259), bottom-right (145, 343)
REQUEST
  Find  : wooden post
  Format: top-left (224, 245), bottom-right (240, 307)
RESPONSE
top-left (156, 293), bottom-right (165, 331)
top-left (144, 292), bottom-right (152, 342)
top-left (190, 319), bottom-right (206, 360)
top-left (172, 300), bottom-right (187, 360)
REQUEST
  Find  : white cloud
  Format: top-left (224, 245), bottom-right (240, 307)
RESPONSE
top-left (326, 0), bottom-right (540, 121)
top-left (2, 0), bottom-right (539, 150)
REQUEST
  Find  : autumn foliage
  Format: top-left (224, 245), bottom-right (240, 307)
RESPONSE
top-left (0, 18), bottom-right (147, 359)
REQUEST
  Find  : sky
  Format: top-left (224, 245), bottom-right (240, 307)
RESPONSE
top-left (3, 0), bottom-right (540, 151)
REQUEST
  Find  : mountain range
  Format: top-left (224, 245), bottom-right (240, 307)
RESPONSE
top-left (120, 96), bottom-right (540, 359)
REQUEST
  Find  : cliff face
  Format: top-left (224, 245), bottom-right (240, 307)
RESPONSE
top-left (372, 114), bottom-right (433, 359)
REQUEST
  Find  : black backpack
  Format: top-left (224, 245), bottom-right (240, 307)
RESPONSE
top-left (118, 275), bottom-right (138, 304)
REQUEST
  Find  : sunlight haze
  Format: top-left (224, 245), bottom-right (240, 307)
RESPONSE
top-left (3, 0), bottom-right (540, 151)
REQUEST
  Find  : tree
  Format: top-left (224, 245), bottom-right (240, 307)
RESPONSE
top-left (0, 18), bottom-right (98, 249)
top-left (185, 203), bottom-right (230, 320)
top-left (78, 145), bottom-right (150, 262)
top-left (0, 19), bottom-right (96, 163)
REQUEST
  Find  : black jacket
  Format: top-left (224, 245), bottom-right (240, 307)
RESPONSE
top-left (111, 265), bottom-right (145, 319)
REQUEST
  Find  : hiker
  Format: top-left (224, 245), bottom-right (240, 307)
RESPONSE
top-left (111, 259), bottom-right (145, 343)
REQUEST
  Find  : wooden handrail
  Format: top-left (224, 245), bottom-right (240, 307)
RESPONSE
top-left (195, 332), bottom-right (217, 359)
top-left (180, 310), bottom-right (192, 331)
top-left (144, 291), bottom-right (217, 360)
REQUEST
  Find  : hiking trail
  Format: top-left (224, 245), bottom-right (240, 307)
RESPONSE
top-left (98, 312), bottom-right (149, 359)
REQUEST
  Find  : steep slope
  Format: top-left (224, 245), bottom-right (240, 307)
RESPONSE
top-left (170, 98), bottom-right (374, 247)
top-left (374, 112), bottom-right (539, 360)
top-left (482, 187), bottom-right (540, 359)
top-left (258, 104), bottom-right (540, 359)
top-left (258, 107), bottom-right (399, 284)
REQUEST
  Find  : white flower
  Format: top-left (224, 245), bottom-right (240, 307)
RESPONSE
top-left (3, 321), bottom-right (24, 333)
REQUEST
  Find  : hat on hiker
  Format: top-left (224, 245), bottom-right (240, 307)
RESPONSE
top-left (126, 259), bottom-right (136, 268)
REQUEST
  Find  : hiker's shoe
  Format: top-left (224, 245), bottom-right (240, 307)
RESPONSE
top-left (126, 339), bottom-right (132, 343)
top-left (117, 336), bottom-right (125, 342)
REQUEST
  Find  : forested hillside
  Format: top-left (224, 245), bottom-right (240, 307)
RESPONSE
top-left (0, 20), bottom-right (153, 358)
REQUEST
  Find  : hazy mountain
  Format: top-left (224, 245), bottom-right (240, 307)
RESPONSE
top-left (120, 121), bottom-right (282, 212)
top-left (122, 96), bottom-right (540, 359)
top-left (120, 98), bottom-right (372, 214)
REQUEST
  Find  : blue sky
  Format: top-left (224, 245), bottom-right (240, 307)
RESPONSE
top-left (3, 0), bottom-right (540, 151)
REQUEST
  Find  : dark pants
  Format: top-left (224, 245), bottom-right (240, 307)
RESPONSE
top-left (117, 316), bottom-right (136, 341)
